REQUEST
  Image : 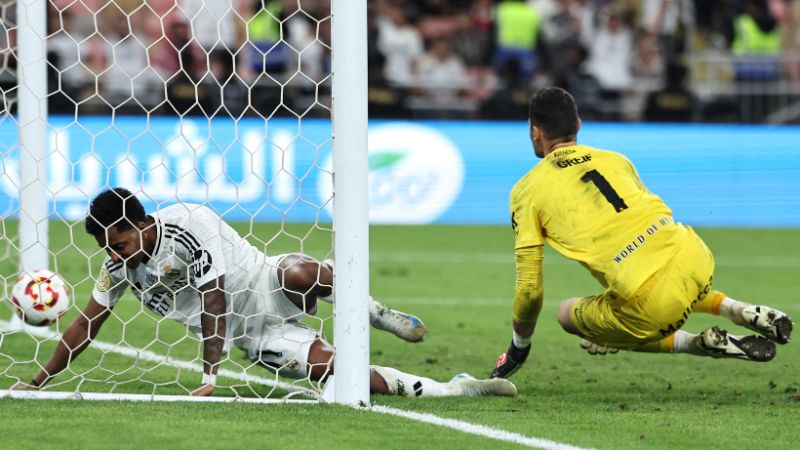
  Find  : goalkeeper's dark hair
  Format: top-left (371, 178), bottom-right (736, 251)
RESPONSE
top-left (528, 87), bottom-right (579, 140)
top-left (85, 188), bottom-right (146, 236)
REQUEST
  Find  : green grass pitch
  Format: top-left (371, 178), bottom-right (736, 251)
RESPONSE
top-left (1, 222), bottom-right (798, 449)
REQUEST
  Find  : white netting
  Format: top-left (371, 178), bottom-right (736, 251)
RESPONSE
top-left (0, 0), bottom-right (337, 400)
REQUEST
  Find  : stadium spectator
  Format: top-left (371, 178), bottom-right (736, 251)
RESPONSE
top-left (492, 0), bottom-right (543, 79)
top-left (203, 48), bottom-right (249, 117)
top-left (95, 12), bottom-right (161, 111)
top-left (784, 0), bottom-right (800, 89)
top-left (377, 4), bottom-right (425, 87)
top-left (478, 58), bottom-right (530, 119)
top-left (162, 19), bottom-right (208, 116)
top-left (368, 52), bottom-right (409, 118)
top-left (15, 188), bottom-right (516, 399)
top-left (247, 0), bottom-right (290, 75)
top-left (540, 0), bottom-right (585, 83)
top-left (449, 10), bottom-right (493, 68)
top-left (585, 7), bottom-right (634, 119)
top-left (150, 17), bottom-right (204, 80)
top-left (489, 88), bottom-right (793, 380)
top-left (553, 45), bottom-right (602, 119)
top-left (732, 0), bottom-right (782, 80)
top-left (180, 0), bottom-right (245, 53)
top-left (47, 9), bottom-right (92, 100)
top-left (636, 0), bottom-right (686, 61)
top-left (643, 62), bottom-right (697, 121)
top-left (413, 37), bottom-right (469, 116)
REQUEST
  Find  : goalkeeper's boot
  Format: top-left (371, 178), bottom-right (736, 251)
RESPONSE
top-left (695, 326), bottom-right (776, 362)
top-left (736, 305), bottom-right (793, 344)
top-left (448, 373), bottom-right (517, 397)
top-left (369, 300), bottom-right (427, 343)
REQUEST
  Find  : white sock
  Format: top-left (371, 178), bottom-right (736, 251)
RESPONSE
top-left (719, 297), bottom-right (748, 325)
top-left (371, 365), bottom-right (451, 397)
top-left (512, 331), bottom-right (531, 349)
top-left (319, 295), bottom-right (383, 323)
top-left (672, 330), bottom-right (703, 355)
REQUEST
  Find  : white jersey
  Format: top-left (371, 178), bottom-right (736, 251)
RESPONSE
top-left (92, 203), bottom-right (270, 341)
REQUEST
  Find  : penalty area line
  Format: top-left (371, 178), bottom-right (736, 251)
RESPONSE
top-left (369, 405), bottom-right (593, 450)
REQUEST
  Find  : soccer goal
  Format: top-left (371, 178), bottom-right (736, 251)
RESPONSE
top-left (0, 0), bottom-right (369, 405)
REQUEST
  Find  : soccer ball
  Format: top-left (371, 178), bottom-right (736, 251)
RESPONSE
top-left (11, 269), bottom-right (71, 326)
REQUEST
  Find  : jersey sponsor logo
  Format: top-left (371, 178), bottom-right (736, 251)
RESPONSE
top-left (611, 216), bottom-right (672, 263)
top-left (192, 250), bottom-right (213, 278)
top-left (318, 123), bottom-right (465, 224)
top-left (555, 154), bottom-right (591, 168)
top-left (552, 148), bottom-right (576, 157)
top-left (162, 223), bottom-right (212, 279)
top-left (659, 277), bottom-right (712, 336)
top-left (132, 281), bottom-right (172, 317)
top-left (95, 267), bottom-right (113, 293)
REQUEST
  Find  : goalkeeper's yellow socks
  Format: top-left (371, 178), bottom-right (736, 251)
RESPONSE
top-left (633, 331), bottom-right (703, 355)
top-left (691, 289), bottom-right (725, 314)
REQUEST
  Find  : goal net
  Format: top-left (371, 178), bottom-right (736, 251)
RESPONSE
top-left (0, 0), bottom-right (369, 403)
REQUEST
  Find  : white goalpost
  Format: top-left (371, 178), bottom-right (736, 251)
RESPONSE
top-left (1, 0), bottom-right (369, 406)
top-left (16, 0), bottom-right (49, 297)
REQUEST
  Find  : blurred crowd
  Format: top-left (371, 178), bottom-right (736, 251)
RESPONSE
top-left (1, 0), bottom-right (799, 122)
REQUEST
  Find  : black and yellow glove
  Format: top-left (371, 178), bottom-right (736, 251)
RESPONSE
top-left (490, 340), bottom-right (530, 379)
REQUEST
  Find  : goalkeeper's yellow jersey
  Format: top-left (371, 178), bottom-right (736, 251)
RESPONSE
top-left (511, 144), bottom-right (692, 299)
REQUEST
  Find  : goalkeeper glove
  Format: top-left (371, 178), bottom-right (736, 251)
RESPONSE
top-left (490, 340), bottom-right (530, 379)
top-left (579, 338), bottom-right (619, 355)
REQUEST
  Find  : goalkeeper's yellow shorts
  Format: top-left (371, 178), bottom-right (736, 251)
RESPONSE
top-left (570, 230), bottom-right (715, 349)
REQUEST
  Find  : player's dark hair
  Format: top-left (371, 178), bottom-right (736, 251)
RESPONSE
top-left (528, 87), bottom-right (579, 140)
top-left (85, 188), bottom-right (146, 235)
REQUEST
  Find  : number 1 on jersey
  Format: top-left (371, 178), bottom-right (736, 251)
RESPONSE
top-left (581, 169), bottom-right (628, 212)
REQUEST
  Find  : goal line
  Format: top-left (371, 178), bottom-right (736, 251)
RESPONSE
top-left (0, 319), bottom-right (319, 401)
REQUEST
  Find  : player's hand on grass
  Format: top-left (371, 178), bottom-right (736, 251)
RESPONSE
top-left (10, 380), bottom-right (40, 391)
top-left (579, 338), bottom-right (619, 355)
top-left (190, 383), bottom-right (215, 397)
top-left (490, 340), bottom-right (530, 379)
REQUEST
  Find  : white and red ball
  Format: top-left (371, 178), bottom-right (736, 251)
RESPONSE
top-left (11, 269), bottom-right (71, 326)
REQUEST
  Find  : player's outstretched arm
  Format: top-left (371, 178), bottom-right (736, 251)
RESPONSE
top-left (193, 276), bottom-right (226, 397)
top-left (490, 245), bottom-right (543, 379)
top-left (16, 297), bottom-right (112, 389)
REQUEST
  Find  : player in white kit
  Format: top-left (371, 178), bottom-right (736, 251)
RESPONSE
top-left (19, 188), bottom-right (515, 398)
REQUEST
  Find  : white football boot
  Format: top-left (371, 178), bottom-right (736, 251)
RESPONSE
top-left (448, 373), bottom-right (517, 397)
top-left (322, 259), bottom-right (427, 343)
top-left (369, 300), bottom-right (427, 343)
top-left (736, 305), bottom-right (793, 344)
top-left (695, 326), bottom-right (776, 362)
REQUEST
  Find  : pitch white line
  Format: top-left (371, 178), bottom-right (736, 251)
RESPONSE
top-left (0, 389), bottom-right (313, 404)
top-left (2, 319), bottom-right (590, 448)
top-left (371, 252), bottom-right (800, 268)
top-left (0, 319), bottom-right (318, 398)
top-left (370, 405), bottom-right (593, 450)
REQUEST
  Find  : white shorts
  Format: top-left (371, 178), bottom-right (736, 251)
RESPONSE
top-left (229, 254), bottom-right (323, 379)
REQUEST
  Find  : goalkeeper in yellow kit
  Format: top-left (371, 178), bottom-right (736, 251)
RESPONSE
top-left (490, 87), bottom-right (793, 379)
